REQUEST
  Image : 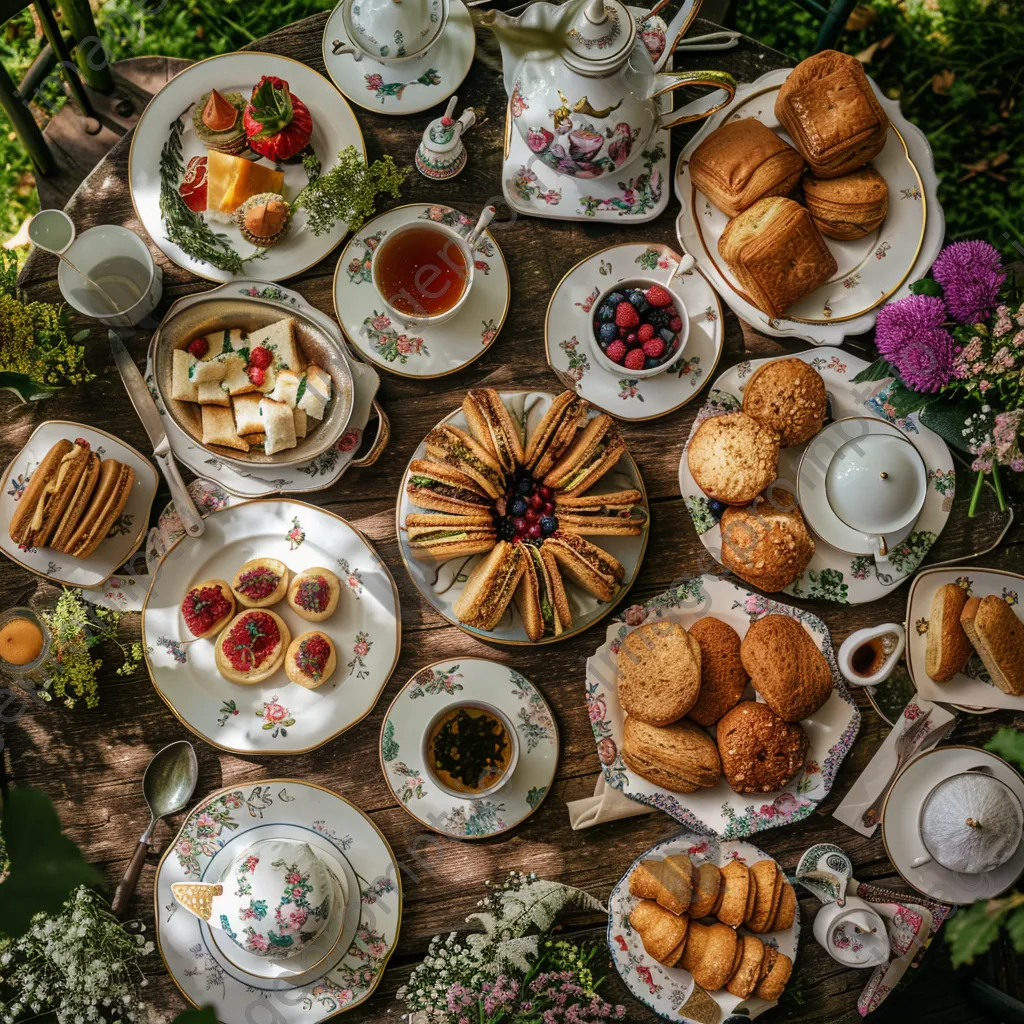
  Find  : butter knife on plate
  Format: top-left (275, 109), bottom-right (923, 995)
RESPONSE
top-left (110, 332), bottom-right (204, 538)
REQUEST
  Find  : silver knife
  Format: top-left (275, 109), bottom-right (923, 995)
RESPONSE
top-left (109, 332), bottom-right (204, 538)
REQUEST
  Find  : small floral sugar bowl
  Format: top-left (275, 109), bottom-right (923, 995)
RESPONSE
top-left (171, 838), bottom-right (342, 960)
top-left (415, 95), bottom-right (476, 180)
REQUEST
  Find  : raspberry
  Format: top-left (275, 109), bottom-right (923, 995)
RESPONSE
top-left (624, 348), bottom-right (645, 371)
top-left (606, 339), bottom-right (627, 364)
top-left (626, 333), bottom-right (637, 344)
top-left (645, 284), bottom-right (673, 308)
top-left (643, 337), bottom-right (666, 359)
top-left (249, 346), bottom-right (273, 369)
top-left (637, 323), bottom-right (655, 342)
top-left (614, 301), bottom-right (640, 329)
top-left (187, 337), bottom-right (209, 359)
top-left (248, 365), bottom-right (266, 386)
top-left (669, 317), bottom-right (683, 331)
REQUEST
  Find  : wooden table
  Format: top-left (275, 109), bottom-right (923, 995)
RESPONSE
top-left (8, 10), bottom-right (1023, 1023)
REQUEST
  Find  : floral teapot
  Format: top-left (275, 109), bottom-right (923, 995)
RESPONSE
top-left (482, 0), bottom-right (735, 179)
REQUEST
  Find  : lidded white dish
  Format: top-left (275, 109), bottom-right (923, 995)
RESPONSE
top-left (345, 0), bottom-right (445, 60)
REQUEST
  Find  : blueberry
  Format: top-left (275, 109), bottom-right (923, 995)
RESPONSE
top-left (627, 289), bottom-right (649, 312)
top-left (510, 497), bottom-right (528, 516)
top-left (498, 518), bottom-right (516, 540)
top-left (607, 291), bottom-right (625, 305)
top-left (596, 302), bottom-right (615, 322)
top-left (659, 327), bottom-right (676, 344)
top-left (645, 357), bottom-right (659, 370)
top-left (709, 500), bottom-right (726, 521)
top-left (540, 515), bottom-right (558, 536)
top-left (517, 476), bottom-right (534, 495)
top-left (598, 321), bottom-right (618, 343)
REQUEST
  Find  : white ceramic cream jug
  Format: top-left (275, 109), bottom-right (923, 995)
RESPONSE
top-left (171, 838), bottom-right (340, 960)
top-left (332, 0), bottom-right (448, 63)
top-left (482, 0), bottom-right (735, 180)
top-left (813, 895), bottom-right (890, 969)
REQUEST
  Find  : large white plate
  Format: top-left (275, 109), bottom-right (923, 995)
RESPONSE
top-left (586, 574), bottom-right (860, 839)
top-left (608, 834), bottom-right (800, 1022)
top-left (675, 67), bottom-right (944, 345)
top-left (395, 391), bottom-right (649, 645)
top-left (143, 500), bottom-right (400, 754)
top-left (129, 51), bottom-right (364, 283)
top-left (0, 420), bottom-right (158, 589)
top-left (678, 348), bottom-right (955, 604)
top-left (155, 780), bottom-right (401, 1018)
top-left (905, 566), bottom-right (1024, 711)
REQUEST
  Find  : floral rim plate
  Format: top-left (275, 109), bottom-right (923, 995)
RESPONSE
top-left (128, 51), bottom-right (364, 283)
top-left (143, 499), bottom-right (401, 755)
top-left (395, 390), bottom-right (649, 645)
top-left (586, 573), bottom-right (860, 838)
top-left (905, 566), bottom-right (1024, 711)
top-left (145, 281), bottom-right (385, 497)
top-left (678, 348), bottom-right (955, 605)
top-left (675, 67), bottom-right (944, 345)
top-left (544, 242), bottom-right (722, 420)
top-left (333, 204), bottom-right (509, 378)
top-left (0, 420), bottom-right (158, 589)
top-left (155, 780), bottom-right (401, 1018)
top-left (321, 0), bottom-right (474, 115)
top-left (608, 833), bottom-right (800, 1022)
top-left (379, 658), bottom-right (558, 839)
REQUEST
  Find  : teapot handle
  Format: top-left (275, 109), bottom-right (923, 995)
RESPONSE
top-left (647, 0), bottom-right (703, 70)
top-left (651, 69), bottom-right (736, 130)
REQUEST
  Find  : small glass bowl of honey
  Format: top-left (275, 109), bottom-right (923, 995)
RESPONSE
top-left (421, 701), bottom-right (520, 800)
top-left (0, 607), bottom-right (51, 679)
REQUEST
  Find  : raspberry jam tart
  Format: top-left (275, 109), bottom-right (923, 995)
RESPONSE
top-left (293, 575), bottom-right (331, 614)
top-left (223, 612), bottom-right (280, 673)
top-left (296, 634), bottom-right (331, 681)
top-left (592, 282), bottom-right (685, 373)
top-left (181, 580), bottom-right (234, 639)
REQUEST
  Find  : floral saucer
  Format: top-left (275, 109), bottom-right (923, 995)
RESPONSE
top-left (155, 780), bottom-right (401, 1018)
top-left (0, 420), bottom-right (158, 589)
top-left (143, 499), bottom-right (401, 755)
top-left (585, 574), bottom-right (860, 839)
top-left (678, 348), bottom-right (954, 604)
top-left (322, 0), bottom-right (474, 115)
top-left (380, 658), bottom-right (558, 839)
top-left (144, 280), bottom-right (387, 498)
top-left (544, 243), bottom-right (722, 420)
top-left (333, 204), bottom-right (510, 378)
top-left (608, 833), bottom-right (800, 1022)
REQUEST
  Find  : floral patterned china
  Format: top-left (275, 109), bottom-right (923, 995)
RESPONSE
top-left (545, 242), bottom-right (723, 420)
top-left (143, 499), bottom-right (400, 755)
top-left (333, 204), bottom-right (509, 378)
top-left (679, 349), bottom-right (955, 604)
top-left (0, 420), bottom-right (158, 589)
top-left (331, 0), bottom-right (447, 64)
top-left (379, 658), bottom-right (558, 839)
top-left (155, 780), bottom-right (400, 1016)
top-left (675, 67), bottom-right (944, 345)
top-left (322, 0), bottom-right (474, 115)
top-left (607, 833), bottom-right (800, 1022)
top-left (585, 574), bottom-right (860, 839)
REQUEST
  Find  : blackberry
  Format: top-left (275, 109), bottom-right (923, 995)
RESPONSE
top-left (646, 308), bottom-right (671, 329)
top-left (517, 476), bottom-right (534, 495)
top-left (497, 518), bottom-right (516, 540)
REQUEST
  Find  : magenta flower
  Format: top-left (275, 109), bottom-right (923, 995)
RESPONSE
top-left (892, 327), bottom-right (955, 392)
top-left (931, 240), bottom-right (1005, 323)
top-left (874, 294), bottom-right (947, 359)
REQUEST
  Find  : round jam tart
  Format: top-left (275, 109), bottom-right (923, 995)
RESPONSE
top-left (231, 557), bottom-right (290, 608)
top-left (286, 567), bottom-right (340, 622)
top-left (214, 609), bottom-right (290, 684)
top-left (285, 631), bottom-right (337, 689)
top-left (181, 578), bottom-right (235, 639)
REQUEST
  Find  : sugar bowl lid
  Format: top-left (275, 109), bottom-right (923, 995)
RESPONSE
top-left (563, 0), bottom-right (637, 75)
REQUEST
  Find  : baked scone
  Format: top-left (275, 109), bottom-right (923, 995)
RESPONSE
top-left (720, 491), bottom-right (815, 594)
top-left (287, 567), bottom-right (341, 622)
top-left (689, 118), bottom-right (805, 218)
top-left (285, 631), bottom-right (337, 688)
top-left (630, 900), bottom-right (689, 967)
top-left (741, 614), bottom-right (832, 721)
top-left (181, 579), bottom-right (235, 639)
top-left (687, 412), bottom-right (780, 506)
top-left (728, 935), bottom-right (767, 998)
top-left (689, 862), bottom-right (722, 919)
top-left (960, 595), bottom-right (1024, 696)
top-left (718, 197), bottom-right (838, 319)
top-left (687, 617), bottom-right (748, 726)
top-left (621, 716), bottom-right (721, 794)
top-left (618, 622), bottom-right (701, 726)
top-left (629, 856), bottom-right (696, 917)
top-left (680, 921), bottom-right (738, 992)
top-left (717, 701), bottom-right (809, 793)
top-left (802, 165), bottom-right (888, 239)
top-left (769, 879), bottom-right (798, 932)
top-left (755, 946), bottom-right (793, 1001)
top-left (925, 583), bottom-right (973, 681)
top-left (231, 557), bottom-right (290, 608)
top-left (775, 50), bottom-right (888, 177)
top-left (214, 609), bottom-right (290, 684)
top-left (742, 357), bottom-right (827, 446)
top-left (746, 859), bottom-right (782, 933)
top-left (716, 861), bottom-right (751, 928)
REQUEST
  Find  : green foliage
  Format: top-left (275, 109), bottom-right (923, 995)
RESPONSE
top-left (171, 1009), bottom-right (219, 1024)
top-left (851, 356), bottom-right (898, 383)
top-left (985, 726), bottom-right (1024, 769)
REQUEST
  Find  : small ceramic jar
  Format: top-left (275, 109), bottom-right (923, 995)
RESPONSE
top-left (837, 623), bottom-right (905, 688)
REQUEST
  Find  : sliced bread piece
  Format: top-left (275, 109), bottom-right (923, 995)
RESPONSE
top-left (202, 405), bottom-right (248, 451)
top-left (232, 393), bottom-right (263, 436)
top-left (260, 396), bottom-right (297, 455)
top-left (268, 369), bottom-right (301, 407)
top-left (293, 408), bottom-right (308, 438)
top-left (197, 379), bottom-right (231, 407)
top-left (961, 594), bottom-right (1024, 696)
top-left (171, 349), bottom-right (199, 402)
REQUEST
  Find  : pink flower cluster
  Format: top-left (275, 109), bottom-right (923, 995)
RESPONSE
top-left (971, 409), bottom-right (1024, 473)
top-left (444, 971), bottom-right (625, 1024)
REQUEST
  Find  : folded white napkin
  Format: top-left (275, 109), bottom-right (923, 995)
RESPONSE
top-left (566, 773), bottom-right (652, 830)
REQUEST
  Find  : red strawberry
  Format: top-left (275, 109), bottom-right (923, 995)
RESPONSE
top-left (637, 323), bottom-right (655, 342)
top-left (669, 316), bottom-right (683, 331)
top-left (643, 337), bottom-right (666, 359)
top-left (645, 284), bottom-right (673, 308)
top-left (249, 345), bottom-right (272, 369)
top-left (624, 348), bottom-right (645, 371)
top-left (187, 336), bottom-right (209, 359)
top-left (244, 76), bottom-right (314, 161)
top-left (606, 340), bottom-right (627, 364)
top-left (248, 365), bottom-right (266, 387)
top-left (614, 301), bottom-right (640, 329)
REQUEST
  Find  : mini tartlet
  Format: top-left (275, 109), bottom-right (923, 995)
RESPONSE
top-left (287, 567), bottom-right (341, 621)
top-left (181, 578), bottom-right (236, 639)
top-left (235, 192), bottom-right (291, 248)
top-left (285, 630), bottom-right (337, 688)
top-left (215, 609), bottom-right (290, 684)
top-left (231, 557), bottom-right (290, 608)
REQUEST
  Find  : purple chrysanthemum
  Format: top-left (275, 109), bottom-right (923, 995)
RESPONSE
top-left (874, 293), bottom-right (948, 359)
top-left (931, 240), bottom-right (1005, 323)
top-left (892, 327), bottom-right (955, 392)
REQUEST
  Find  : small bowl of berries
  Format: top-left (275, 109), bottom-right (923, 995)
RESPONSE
top-left (589, 275), bottom-right (690, 379)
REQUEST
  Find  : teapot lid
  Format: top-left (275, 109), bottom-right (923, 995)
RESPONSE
top-left (563, 0), bottom-right (636, 75)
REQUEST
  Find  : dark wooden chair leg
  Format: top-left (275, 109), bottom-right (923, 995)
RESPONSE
top-left (32, 0), bottom-right (101, 126)
top-left (0, 60), bottom-right (55, 173)
top-left (57, 0), bottom-right (115, 94)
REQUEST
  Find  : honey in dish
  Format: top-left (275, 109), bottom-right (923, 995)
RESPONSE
top-left (374, 224), bottom-right (468, 317)
top-left (0, 615), bottom-right (45, 666)
top-left (851, 632), bottom-right (898, 677)
top-left (428, 706), bottom-right (511, 794)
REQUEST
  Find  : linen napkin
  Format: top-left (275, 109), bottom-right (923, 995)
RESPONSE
top-left (566, 773), bottom-right (652, 830)
top-left (833, 697), bottom-right (955, 837)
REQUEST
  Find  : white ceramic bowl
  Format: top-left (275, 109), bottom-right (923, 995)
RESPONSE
top-left (341, 0), bottom-right (448, 63)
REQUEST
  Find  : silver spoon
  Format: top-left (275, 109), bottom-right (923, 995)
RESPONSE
top-left (111, 740), bottom-right (199, 916)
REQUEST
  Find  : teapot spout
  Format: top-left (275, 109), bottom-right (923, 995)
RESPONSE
top-left (171, 882), bottom-right (224, 921)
